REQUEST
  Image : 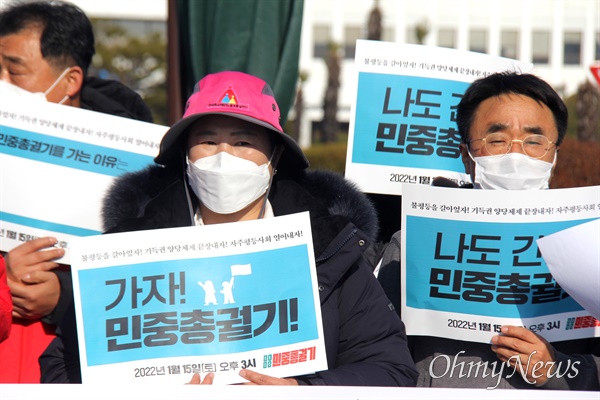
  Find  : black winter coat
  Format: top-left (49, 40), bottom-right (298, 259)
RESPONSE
top-left (41, 165), bottom-right (418, 386)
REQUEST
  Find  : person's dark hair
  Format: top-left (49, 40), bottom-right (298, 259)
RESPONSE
top-left (0, 1), bottom-right (95, 75)
top-left (457, 72), bottom-right (568, 146)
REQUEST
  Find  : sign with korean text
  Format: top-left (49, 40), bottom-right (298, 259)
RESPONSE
top-left (0, 92), bottom-right (167, 263)
top-left (345, 40), bottom-right (533, 195)
top-left (401, 184), bottom-right (600, 343)
top-left (70, 212), bottom-right (327, 384)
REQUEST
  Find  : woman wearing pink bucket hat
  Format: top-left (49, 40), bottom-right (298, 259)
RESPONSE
top-left (41, 71), bottom-right (417, 387)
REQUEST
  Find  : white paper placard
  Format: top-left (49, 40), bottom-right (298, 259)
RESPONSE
top-left (70, 212), bottom-right (327, 385)
top-left (0, 90), bottom-right (168, 263)
top-left (401, 184), bottom-right (600, 343)
top-left (345, 40), bottom-right (533, 195)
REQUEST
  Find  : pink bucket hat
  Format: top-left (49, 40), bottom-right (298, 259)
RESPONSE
top-left (155, 71), bottom-right (308, 171)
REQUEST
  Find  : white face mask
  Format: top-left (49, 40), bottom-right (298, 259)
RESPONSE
top-left (471, 152), bottom-right (555, 190)
top-left (186, 151), bottom-right (272, 214)
top-left (0, 68), bottom-right (70, 104)
top-left (0, 80), bottom-right (47, 101)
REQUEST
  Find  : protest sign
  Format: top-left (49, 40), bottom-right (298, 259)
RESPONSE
top-left (401, 184), bottom-right (600, 343)
top-left (345, 40), bottom-right (532, 195)
top-left (0, 91), bottom-right (167, 263)
top-left (70, 212), bottom-right (327, 385)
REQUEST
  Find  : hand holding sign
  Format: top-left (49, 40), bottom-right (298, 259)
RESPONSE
top-left (491, 325), bottom-right (556, 386)
top-left (6, 237), bottom-right (64, 319)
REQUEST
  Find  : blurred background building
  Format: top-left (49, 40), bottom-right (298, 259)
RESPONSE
top-left (300, 0), bottom-right (599, 146)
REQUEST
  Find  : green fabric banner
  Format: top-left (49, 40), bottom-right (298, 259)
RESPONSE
top-left (177, 0), bottom-right (304, 126)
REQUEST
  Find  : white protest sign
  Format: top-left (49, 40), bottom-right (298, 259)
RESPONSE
top-left (345, 40), bottom-right (532, 195)
top-left (70, 212), bottom-right (327, 385)
top-left (0, 90), bottom-right (167, 263)
top-left (401, 184), bottom-right (600, 343)
top-left (537, 218), bottom-right (600, 321)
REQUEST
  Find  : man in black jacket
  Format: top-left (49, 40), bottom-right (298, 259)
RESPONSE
top-left (377, 72), bottom-right (600, 390)
top-left (0, 0), bottom-right (153, 326)
top-left (41, 70), bottom-right (418, 386)
top-left (0, 1), bottom-right (153, 382)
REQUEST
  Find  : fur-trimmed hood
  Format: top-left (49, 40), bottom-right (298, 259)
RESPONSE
top-left (102, 165), bottom-right (379, 247)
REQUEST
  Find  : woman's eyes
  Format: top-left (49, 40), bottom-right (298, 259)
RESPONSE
top-left (193, 140), bottom-right (255, 149)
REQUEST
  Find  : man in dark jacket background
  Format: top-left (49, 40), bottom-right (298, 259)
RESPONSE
top-left (0, 0), bottom-right (153, 382)
top-left (40, 70), bottom-right (418, 386)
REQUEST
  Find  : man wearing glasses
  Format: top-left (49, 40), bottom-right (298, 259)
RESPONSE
top-left (458, 72), bottom-right (562, 191)
top-left (380, 72), bottom-right (600, 389)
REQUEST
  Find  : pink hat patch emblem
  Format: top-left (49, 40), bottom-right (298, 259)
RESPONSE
top-left (219, 88), bottom-right (237, 105)
top-left (208, 86), bottom-right (249, 110)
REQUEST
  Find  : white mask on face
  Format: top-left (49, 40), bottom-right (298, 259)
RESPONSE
top-left (471, 152), bottom-right (555, 190)
top-left (186, 151), bottom-right (272, 214)
top-left (0, 80), bottom-right (47, 101)
top-left (0, 67), bottom-right (70, 104)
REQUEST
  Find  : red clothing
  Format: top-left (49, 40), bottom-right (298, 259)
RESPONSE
top-left (0, 256), bottom-right (56, 383)
top-left (0, 319), bottom-right (56, 383)
top-left (0, 256), bottom-right (11, 343)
